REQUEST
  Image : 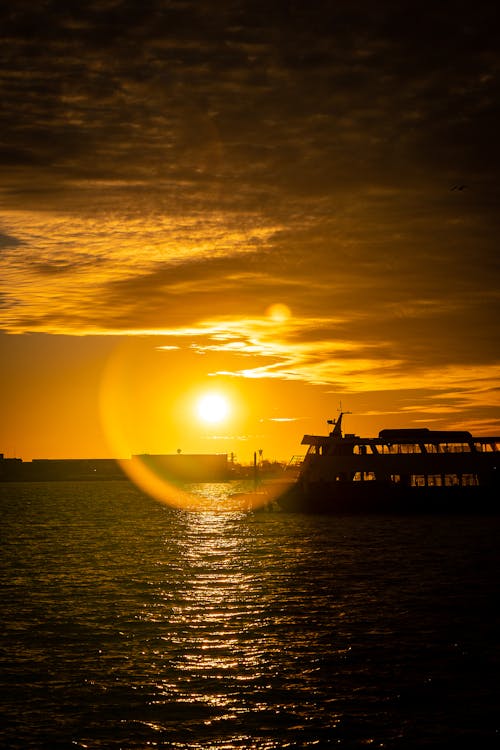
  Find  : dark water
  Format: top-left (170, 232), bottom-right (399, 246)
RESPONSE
top-left (1, 482), bottom-right (499, 749)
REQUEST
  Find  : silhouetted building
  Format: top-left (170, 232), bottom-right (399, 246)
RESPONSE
top-left (0, 453), bottom-right (229, 482)
top-left (133, 453), bottom-right (228, 482)
top-left (0, 454), bottom-right (24, 480)
top-left (0, 455), bottom-right (126, 481)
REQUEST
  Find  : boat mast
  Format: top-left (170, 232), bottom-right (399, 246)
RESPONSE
top-left (327, 404), bottom-right (351, 438)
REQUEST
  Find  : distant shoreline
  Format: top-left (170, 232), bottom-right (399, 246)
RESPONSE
top-left (0, 453), bottom-right (285, 483)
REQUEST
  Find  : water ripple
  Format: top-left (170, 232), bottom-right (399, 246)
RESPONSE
top-left (1, 482), bottom-right (499, 748)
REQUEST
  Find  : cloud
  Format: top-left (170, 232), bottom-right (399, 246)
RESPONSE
top-left (0, 0), bottom-right (499, 429)
top-left (1, 1), bottom-right (498, 198)
top-left (0, 231), bottom-right (23, 250)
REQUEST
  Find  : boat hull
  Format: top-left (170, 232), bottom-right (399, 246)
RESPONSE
top-left (276, 479), bottom-right (499, 514)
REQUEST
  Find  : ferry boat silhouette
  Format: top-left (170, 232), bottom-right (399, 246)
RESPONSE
top-left (278, 412), bottom-right (499, 513)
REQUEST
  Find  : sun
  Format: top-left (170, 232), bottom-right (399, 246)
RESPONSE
top-left (196, 392), bottom-right (230, 424)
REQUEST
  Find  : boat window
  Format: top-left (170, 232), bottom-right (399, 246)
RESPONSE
top-left (475, 442), bottom-right (497, 452)
top-left (353, 471), bottom-right (376, 481)
top-left (381, 443), bottom-right (423, 454)
top-left (412, 475), bottom-right (426, 487)
top-left (423, 444), bottom-right (439, 453)
top-left (427, 474), bottom-right (444, 486)
top-left (447, 443), bottom-right (471, 453)
top-left (462, 473), bottom-right (479, 486)
top-left (411, 472), bottom-right (478, 487)
top-left (353, 445), bottom-right (368, 455)
top-left (401, 444), bottom-right (420, 454)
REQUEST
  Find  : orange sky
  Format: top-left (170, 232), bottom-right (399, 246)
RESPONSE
top-left (1, 1), bottom-right (500, 462)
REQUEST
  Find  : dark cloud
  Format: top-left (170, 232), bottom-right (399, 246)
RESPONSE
top-left (30, 254), bottom-right (108, 275)
top-left (0, 231), bottom-right (24, 250)
top-left (2, 0), bottom-right (499, 196)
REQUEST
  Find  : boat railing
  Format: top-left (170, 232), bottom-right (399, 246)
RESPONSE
top-left (286, 455), bottom-right (305, 469)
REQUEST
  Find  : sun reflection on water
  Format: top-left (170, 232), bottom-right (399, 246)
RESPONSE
top-left (136, 509), bottom-right (281, 727)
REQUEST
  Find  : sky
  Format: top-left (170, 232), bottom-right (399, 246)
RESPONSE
top-left (1, 0), bottom-right (500, 464)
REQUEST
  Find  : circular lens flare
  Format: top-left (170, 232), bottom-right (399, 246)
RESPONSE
top-left (266, 303), bottom-right (291, 322)
top-left (98, 341), bottom-right (292, 512)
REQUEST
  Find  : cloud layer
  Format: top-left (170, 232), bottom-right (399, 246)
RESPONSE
top-left (1, 0), bottom-right (499, 429)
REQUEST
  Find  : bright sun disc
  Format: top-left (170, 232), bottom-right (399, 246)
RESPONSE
top-left (196, 393), bottom-right (229, 423)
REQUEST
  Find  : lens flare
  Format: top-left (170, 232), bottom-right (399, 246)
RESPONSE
top-left (98, 340), bottom-right (291, 511)
top-left (266, 303), bottom-right (291, 322)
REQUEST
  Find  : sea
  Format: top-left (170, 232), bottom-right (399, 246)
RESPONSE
top-left (1, 480), bottom-right (499, 749)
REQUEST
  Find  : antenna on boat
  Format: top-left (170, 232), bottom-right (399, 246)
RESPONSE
top-left (327, 402), bottom-right (351, 438)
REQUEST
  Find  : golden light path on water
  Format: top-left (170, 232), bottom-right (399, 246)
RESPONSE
top-left (99, 340), bottom-right (294, 512)
top-left (143, 509), bottom-right (263, 712)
